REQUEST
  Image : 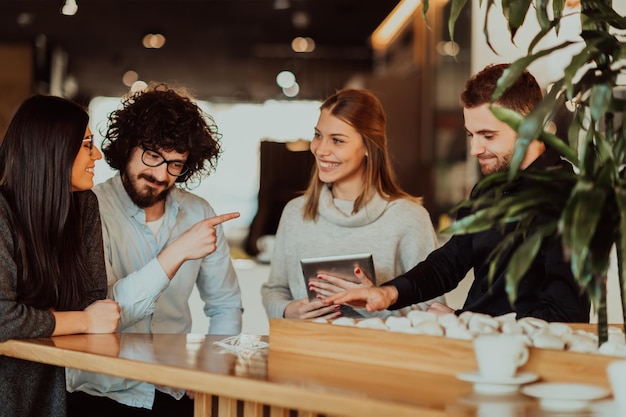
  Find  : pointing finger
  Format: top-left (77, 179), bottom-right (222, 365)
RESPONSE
top-left (205, 212), bottom-right (240, 226)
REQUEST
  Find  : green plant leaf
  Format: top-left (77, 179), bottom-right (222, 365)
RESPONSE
top-left (614, 187), bottom-right (626, 328)
top-left (551, 0), bottom-right (565, 23)
top-left (493, 44), bottom-right (573, 102)
top-left (580, 0), bottom-right (626, 29)
top-left (482, 0), bottom-right (499, 52)
top-left (615, 43), bottom-right (626, 61)
top-left (507, 0), bottom-right (532, 39)
top-left (421, 0), bottom-right (429, 17)
top-left (490, 106), bottom-right (579, 167)
top-left (567, 111), bottom-right (583, 152)
top-left (580, 119), bottom-right (597, 177)
top-left (486, 227), bottom-right (528, 283)
top-left (613, 99), bottom-right (626, 161)
top-left (595, 130), bottom-right (617, 173)
top-left (505, 223), bottom-right (557, 304)
top-left (534, 0), bottom-right (552, 30)
top-left (581, 29), bottom-right (620, 58)
top-left (563, 40), bottom-right (603, 99)
top-left (528, 25), bottom-right (557, 54)
top-left (561, 182), bottom-right (607, 278)
top-left (587, 193), bottom-right (618, 277)
top-left (590, 83), bottom-right (612, 121)
top-left (537, 131), bottom-right (579, 167)
top-left (511, 82), bottom-right (566, 178)
top-left (448, 0), bottom-right (468, 42)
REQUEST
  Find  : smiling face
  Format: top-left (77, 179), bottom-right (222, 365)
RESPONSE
top-left (71, 127), bottom-right (102, 191)
top-left (310, 108), bottom-right (368, 200)
top-left (121, 145), bottom-right (189, 209)
top-left (464, 104), bottom-right (518, 176)
top-left (465, 103), bottom-right (546, 175)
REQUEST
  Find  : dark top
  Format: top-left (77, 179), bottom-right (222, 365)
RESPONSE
top-left (0, 190), bottom-right (107, 417)
top-left (387, 148), bottom-right (591, 322)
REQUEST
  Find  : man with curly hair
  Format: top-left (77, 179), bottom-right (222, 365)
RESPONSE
top-left (66, 84), bottom-right (243, 416)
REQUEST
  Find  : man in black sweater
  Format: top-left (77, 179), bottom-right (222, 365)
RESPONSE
top-left (322, 63), bottom-right (590, 322)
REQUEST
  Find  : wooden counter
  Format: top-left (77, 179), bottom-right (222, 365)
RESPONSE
top-left (0, 332), bottom-right (456, 417)
top-left (0, 320), bottom-right (623, 417)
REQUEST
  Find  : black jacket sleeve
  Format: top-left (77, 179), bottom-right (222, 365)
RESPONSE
top-left (385, 233), bottom-right (473, 310)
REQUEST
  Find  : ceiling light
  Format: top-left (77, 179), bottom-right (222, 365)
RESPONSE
top-left (282, 82), bottom-right (300, 98)
top-left (142, 34), bottom-right (166, 49)
top-left (276, 70), bottom-right (296, 89)
top-left (61, 0), bottom-right (78, 16)
top-left (122, 70), bottom-right (139, 87)
top-left (273, 0), bottom-right (290, 10)
top-left (130, 80), bottom-right (148, 93)
top-left (436, 40), bottom-right (459, 56)
top-left (16, 12), bottom-right (34, 26)
top-left (292, 11), bottom-right (309, 29)
top-left (291, 37), bottom-right (315, 53)
top-left (371, 0), bottom-right (420, 51)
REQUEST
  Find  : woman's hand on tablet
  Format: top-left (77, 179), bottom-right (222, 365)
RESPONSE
top-left (283, 298), bottom-right (342, 320)
top-left (311, 267), bottom-right (374, 298)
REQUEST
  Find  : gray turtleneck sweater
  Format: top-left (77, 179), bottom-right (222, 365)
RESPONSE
top-left (261, 186), bottom-right (444, 319)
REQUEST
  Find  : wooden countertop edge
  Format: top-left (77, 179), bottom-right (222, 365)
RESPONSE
top-left (0, 338), bottom-right (449, 417)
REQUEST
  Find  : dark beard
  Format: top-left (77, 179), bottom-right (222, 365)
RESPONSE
top-left (480, 153), bottom-right (511, 176)
top-left (121, 171), bottom-right (172, 209)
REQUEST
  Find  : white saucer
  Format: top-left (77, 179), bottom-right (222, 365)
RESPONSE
top-left (456, 371), bottom-right (539, 394)
top-left (521, 382), bottom-right (610, 411)
top-left (589, 399), bottom-right (622, 416)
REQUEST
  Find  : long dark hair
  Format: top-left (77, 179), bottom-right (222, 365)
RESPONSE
top-left (303, 88), bottom-right (420, 220)
top-left (0, 95), bottom-right (89, 310)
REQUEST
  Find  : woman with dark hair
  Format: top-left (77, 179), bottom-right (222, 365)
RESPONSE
top-left (261, 88), bottom-right (444, 320)
top-left (0, 95), bottom-right (120, 417)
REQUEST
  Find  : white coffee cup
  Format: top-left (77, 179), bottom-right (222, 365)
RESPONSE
top-left (607, 360), bottom-right (626, 412)
top-left (473, 334), bottom-right (529, 379)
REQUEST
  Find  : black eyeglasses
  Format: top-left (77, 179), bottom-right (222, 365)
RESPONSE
top-left (140, 146), bottom-right (189, 177)
top-left (82, 135), bottom-right (94, 155)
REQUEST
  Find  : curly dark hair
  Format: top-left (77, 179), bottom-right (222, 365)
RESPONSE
top-left (101, 83), bottom-right (222, 184)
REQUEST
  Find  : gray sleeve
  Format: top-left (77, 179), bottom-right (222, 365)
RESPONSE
top-left (0, 195), bottom-right (55, 341)
top-left (261, 202), bottom-right (300, 318)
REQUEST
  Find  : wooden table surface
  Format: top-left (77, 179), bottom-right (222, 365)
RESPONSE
top-left (0, 329), bottom-right (621, 417)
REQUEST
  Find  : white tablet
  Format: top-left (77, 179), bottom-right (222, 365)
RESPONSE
top-left (300, 253), bottom-right (376, 302)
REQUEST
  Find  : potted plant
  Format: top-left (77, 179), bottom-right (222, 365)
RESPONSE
top-left (421, 0), bottom-right (626, 344)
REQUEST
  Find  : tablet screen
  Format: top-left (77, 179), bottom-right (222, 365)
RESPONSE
top-left (300, 253), bottom-right (376, 302)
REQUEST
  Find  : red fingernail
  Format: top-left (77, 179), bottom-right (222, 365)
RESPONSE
top-left (334, 304), bottom-right (340, 309)
top-left (355, 267), bottom-right (361, 274)
top-left (317, 275), bottom-right (323, 279)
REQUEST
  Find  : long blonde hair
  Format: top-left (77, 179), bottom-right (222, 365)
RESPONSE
top-left (303, 88), bottom-right (421, 220)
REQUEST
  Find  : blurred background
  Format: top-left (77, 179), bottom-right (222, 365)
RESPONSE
top-left (0, 0), bottom-right (475, 333)
top-left (0, 0), bottom-right (473, 239)
top-left (3, 0), bottom-right (620, 332)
